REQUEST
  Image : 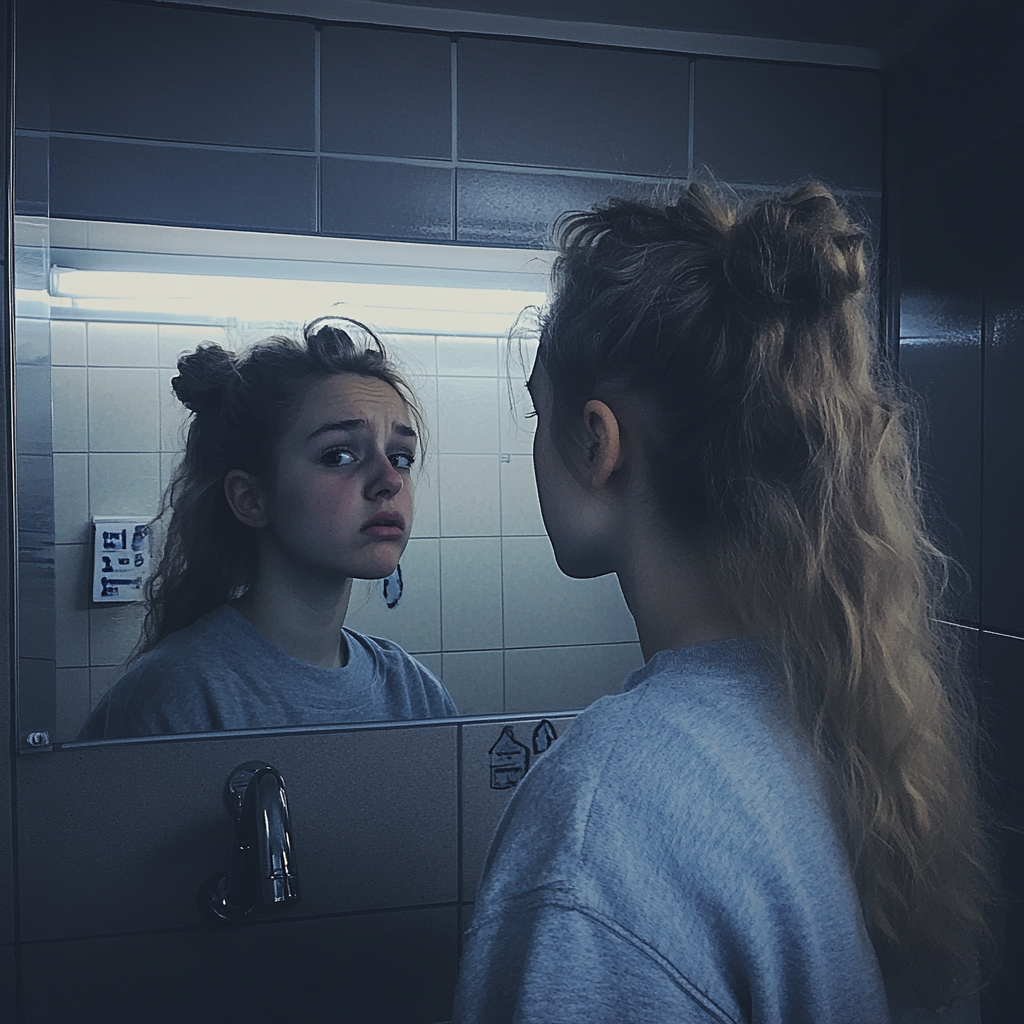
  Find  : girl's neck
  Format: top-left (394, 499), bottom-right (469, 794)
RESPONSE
top-left (232, 546), bottom-right (354, 668)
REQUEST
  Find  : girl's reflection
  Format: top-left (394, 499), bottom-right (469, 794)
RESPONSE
top-left (79, 319), bottom-right (456, 739)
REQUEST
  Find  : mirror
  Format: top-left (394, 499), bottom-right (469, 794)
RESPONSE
top-left (14, 214), bottom-right (642, 746)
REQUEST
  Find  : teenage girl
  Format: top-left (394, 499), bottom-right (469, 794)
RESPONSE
top-left (454, 185), bottom-right (1000, 1022)
top-left (80, 320), bottom-right (456, 739)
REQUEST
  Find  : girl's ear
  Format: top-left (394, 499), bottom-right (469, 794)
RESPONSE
top-left (224, 469), bottom-right (269, 529)
top-left (581, 400), bottom-right (623, 489)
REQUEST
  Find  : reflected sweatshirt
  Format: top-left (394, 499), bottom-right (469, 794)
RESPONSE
top-left (453, 639), bottom-right (979, 1024)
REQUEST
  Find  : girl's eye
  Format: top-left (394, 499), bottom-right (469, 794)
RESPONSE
top-left (389, 451), bottom-right (416, 470)
top-left (321, 447), bottom-right (356, 467)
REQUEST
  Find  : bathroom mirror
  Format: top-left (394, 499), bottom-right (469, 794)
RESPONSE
top-left (14, 214), bottom-right (643, 748)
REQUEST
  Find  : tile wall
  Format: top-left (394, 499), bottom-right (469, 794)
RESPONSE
top-left (47, 318), bottom-right (641, 740)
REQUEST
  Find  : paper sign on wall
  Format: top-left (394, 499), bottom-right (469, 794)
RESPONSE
top-left (92, 517), bottom-right (151, 603)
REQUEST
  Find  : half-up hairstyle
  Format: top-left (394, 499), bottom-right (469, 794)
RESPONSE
top-left (538, 182), bottom-right (1001, 1007)
top-left (141, 318), bottom-right (424, 652)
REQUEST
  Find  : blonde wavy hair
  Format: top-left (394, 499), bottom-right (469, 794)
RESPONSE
top-left (537, 182), bottom-right (1002, 1008)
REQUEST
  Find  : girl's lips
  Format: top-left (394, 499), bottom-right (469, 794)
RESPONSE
top-left (361, 524), bottom-right (405, 539)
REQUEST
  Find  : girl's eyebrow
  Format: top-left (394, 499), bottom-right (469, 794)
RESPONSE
top-left (306, 418), bottom-right (366, 440)
top-left (392, 423), bottom-right (417, 440)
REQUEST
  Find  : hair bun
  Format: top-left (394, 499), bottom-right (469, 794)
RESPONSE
top-left (172, 343), bottom-right (237, 415)
top-left (724, 185), bottom-right (866, 318)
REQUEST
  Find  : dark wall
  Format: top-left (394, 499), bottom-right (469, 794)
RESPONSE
top-left (15, 0), bottom-right (881, 246)
top-left (887, 1), bottom-right (1024, 1018)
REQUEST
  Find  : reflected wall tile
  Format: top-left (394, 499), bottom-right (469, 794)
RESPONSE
top-left (416, 652), bottom-right (442, 681)
top-left (436, 336), bottom-right (498, 377)
top-left (439, 454), bottom-right (500, 537)
top-left (55, 667), bottom-right (91, 743)
top-left (50, 321), bottom-right (87, 365)
top-left (440, 537), bottom-right (503, 651)
top-left (88, 322), bottom-right (158, 367)
top-left (441, 649), bottom-right (504, 716)
top-left (160, 368), bottom-right (188, 453)
top-left (53, 453), bottom-right (89, 544)
top-left (55, 544), bottom-right (90, 669)
top-left (15, 318), bottom-right (50, 367)
top-left (51, 366), bottom-right (87, 452)
top-left (88, 368), bottom-right (160, 452)
top-left (90, 665), bottom-right (120, 708)
top-left (502, 536), bottom-right (638, 648)
top-left (343, 537), bottom-right (441, 653)
top-left (88, 601), bottom-right (145, 669)
top-left (458, 38), bottom-right (687, 176)
top-left (437, 376), bottom-right (499, 454)
top-left (15, 364), bottom-right (51, 456)
top-left (159, 323), bottom-right (229, 367)
top-left (410, 455), bottom-right (440, 539)
top-left (504, 642), bottom-right (644, 715)
top-left (408, 374), bottom-right (439, 455)
top-left (500, 454), bottom-right (544, 536)
top-left (160, 452), bottom-right (180, 500)
top-left (385, 333), bottom-right (436, 377)
top-left (88, 453), bottom-right (161, 519)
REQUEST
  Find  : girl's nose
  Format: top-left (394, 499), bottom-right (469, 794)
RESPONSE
top-left (365, 450), bottom-right (404, 500)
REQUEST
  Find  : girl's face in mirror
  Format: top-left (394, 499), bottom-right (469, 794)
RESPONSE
top-left (262, 373), bottom-right (417, 582)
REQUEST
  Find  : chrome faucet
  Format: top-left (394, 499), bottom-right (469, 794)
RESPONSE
top-left (199, 761), bottom-right (301, 924)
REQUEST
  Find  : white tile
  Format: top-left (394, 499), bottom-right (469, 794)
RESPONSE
top-left (88, 321), bottom-right (158, 367)
top-left (436, 336), bottom-right (498, 377)
top-left (53, 453), bottom-right (90, 544)
top-left (502, 536), bottom-right (638, 648)
top-left (504, 643), bottom-right (644, 714)
top-left (88, 367), bottom-right (160, 452)
top-left (90, 665), bottom-right (122, 706)
top-left (56, 667), bottom-right (91, 742)
top-left (160, 367), bottom-right (190, 452)
top-left (51, 366), bottom-right (88, 452)
top-left (440, 537), bottom-right (503, 651)
top-left (88, 453), bottom-right (161, 519)
top-left (159, 323), bottom-right (230, 367)
top-left (441, 649), bottom-right (504, 716)
top-left (409, 455), bottom-right (440, 539)
top-left (343, 537), bottom-right (441, 654)
top-left (439, 454), bottom-right (501, 537)
top-left (437, 376), bottom-right (500, 454)
top-left (55, 543), bottom-right (91, 668)
top-left (89, 600), bottom-right (146, 668)
top-left (498, 374), bottom-right (537, 455)
top-left (383, 333), bottom-right (436, 376)
top-left (50, 321), bottom-right (87, 365)
top-left (500, 454), bottom-right (545, 535)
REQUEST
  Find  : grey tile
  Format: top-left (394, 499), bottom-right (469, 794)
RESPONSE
top-left (159, 324), bottom-right (230, 369)
top-left (504, 642), bottom-right (644, 715)
top-left (50, 0), bottom-right (315, 150)
top-left (322, 25), bottom-right (451, 160)
top-left (436, 336), bottom-right (498, 377)
top-left (436, 376), bottom-right (499, 454)
top-left (55, 544), bottom-right (90, 668)
top-left (14, 317), bottom-right (49, 366)
top-left (441, 649), bottom-right (504, 716)
top-left (693, 59), bottom-right (882, 189)
top-left (0, 944), bottom-right (13, 1023)
top-left (22, 905), bottom-right (457, 1024)
top-left (88, 601), bottom-right (145, 670)
top-left (14, 133), bottom-right (47, 217)
top-left (53, 453), bottom-right (89, 544)
top-left (50, 137), bottom-right (317, 234)
top-left (88, 322), bottom-right (159, 367)
top-left (56, 666), bottom-right (91, 743)
top-left (16, 453), bottom-right (54, 534)
top-left (460, 716), bottom-right (576, 900)
top-left (321, 158), bottom-right (453, 242)
top-left (88, 453), bottom-right (161, 519)
top-left (440, 537), bottom-right (503, 651)
top-left (18, 658), bottom-right (56, 745)
top-left (88, 368), bottom-right (160, 452)
top-left (500, 454), bottom-right (544, 536)
top-left (90, 665), bottom-right (121, 707)
top-left (17, 724), bottom-right (457, 939)
top-left (457, 168), bottom-right (676, 248)
top-left (458, 38), bottom-right (687, 176)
